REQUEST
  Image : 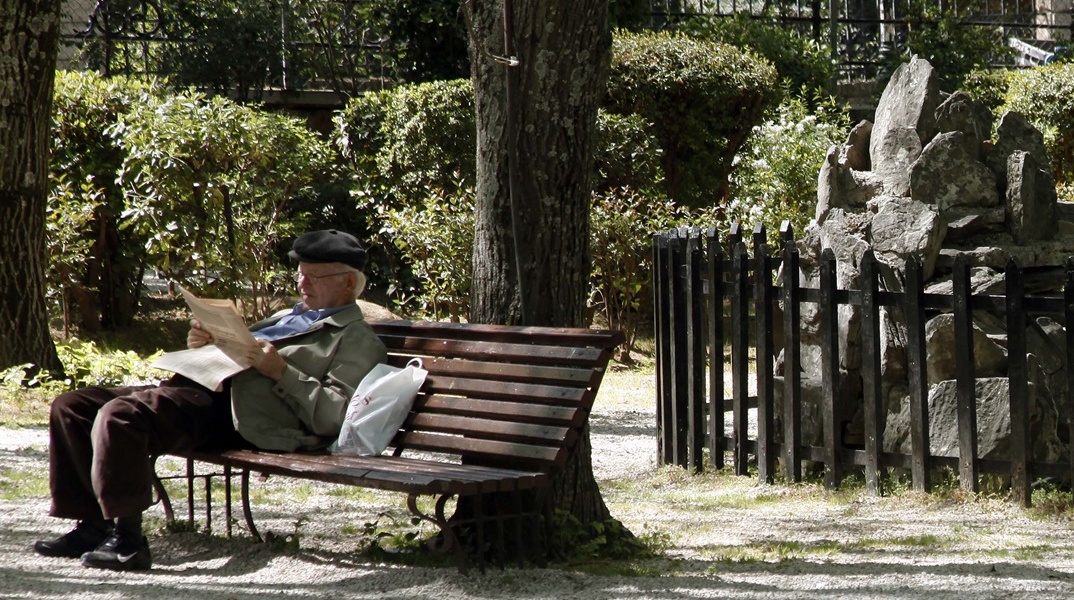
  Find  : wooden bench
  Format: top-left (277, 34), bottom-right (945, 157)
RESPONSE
top-left (152, 318), bottom-right (623, 571)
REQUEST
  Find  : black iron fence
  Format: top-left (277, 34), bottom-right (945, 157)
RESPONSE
top-left (59, 0), bottom-right (387, 100)
top-left (653, 223), bottom-right (1074, 506)
top-left (64, 1), bottom-right (1074, 92)
top-left (649, 0), bottom-right (1072, 80)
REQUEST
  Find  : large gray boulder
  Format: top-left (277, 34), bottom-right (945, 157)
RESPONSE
top-left (870, 195), bottom-right (946, 281)
top-left (934, 91), bottom-right (993, 160)
top-left (926, 377), bottom-right (1064, 463)
top-left (924, 313), bottom-right (1008, 385)
top-left (987, 111), bottom-right (1051, 195)
top-left (1006, 150), bottom-right (1058, 244)
top-left (870, 57), bottom-right (944, 194)
top-left (816, 144), bottom-right (884, 224)
top-left (909, 131), bottom-right (999, 212)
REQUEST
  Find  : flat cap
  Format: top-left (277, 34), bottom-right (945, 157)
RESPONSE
top-left (288, 229), bottom-right (368, 270)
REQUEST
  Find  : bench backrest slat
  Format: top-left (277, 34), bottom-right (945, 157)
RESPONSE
top-left (405, 413), bottom-right (575, 445)
top-left (394, 430), bottom-right (565, 465)
top-left (367, 319), bottom-right (623, 473)
top-left (414, 395), bottom-right (582, 426)
top-left (384, 356), bottom-right (595, 387)
top-left (380, 335), bottom-right (611, 367)
top-left (372, 319), bottom-right (623, 347)
top-left (422, 375), bottom-right (586, 406)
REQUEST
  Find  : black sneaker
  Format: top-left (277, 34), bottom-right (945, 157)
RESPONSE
top-left (33, 521), bottom-right (113, 559)
top-left (80, 530), bottom-right (152, 571)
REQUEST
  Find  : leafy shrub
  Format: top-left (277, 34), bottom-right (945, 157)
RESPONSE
top-left (677, 12), bottom-right (833, 96)
top-left (335, 79), bottom-right (476, 208)
top-left (380, 183), bottom-right (474, 320)
top-left (1004, 61), bottom-right (1074, 200)
top-left (727, 91), bottom-right (850, 238)
top-left (1, 340), bottom-right (162, 395)
top-left (355, 0), bottom-right (470, 83)
top-left (881, 1), bottom-right (1012, 91)
top-left (335, 79), bottom-right (476, 308)
top-left (115, 91), bottom-right (334, 320)
top-left (50, 71), bottom-right (157, 333)
top-left (590, 189), bottom-right (708, 359)
top-left (606, 31), bottom-right (779, 208)
top-left (153, 0), bottom-right (282, 98)
top-left (961, 68), bottom-right (1013, 116)
top-left (593, 111), bottom-right (665, 196)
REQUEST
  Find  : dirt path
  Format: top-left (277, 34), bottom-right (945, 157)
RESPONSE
top-left (3, 404), bottom-right (1074, 599)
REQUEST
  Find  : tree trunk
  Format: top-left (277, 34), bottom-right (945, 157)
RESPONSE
top-left (464, 0), bottom-right (627, 557)
top-left (467, 0), bottom-right (609, 328)
top-left (0, 0), bottom-right (64, 375)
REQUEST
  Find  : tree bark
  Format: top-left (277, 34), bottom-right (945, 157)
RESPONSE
top-left (464, 0), bottom-right (626, 556)
top-left (466, 0), bottom-right (609, 328)
top-left (0, 0), bottom-right (64, 375)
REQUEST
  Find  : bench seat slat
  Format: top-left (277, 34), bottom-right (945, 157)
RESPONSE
top-left (181, 450), bottom-right (546, 495)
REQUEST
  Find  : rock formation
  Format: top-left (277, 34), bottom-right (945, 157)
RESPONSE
top-left (776, 57), bottom-right (1072, 465)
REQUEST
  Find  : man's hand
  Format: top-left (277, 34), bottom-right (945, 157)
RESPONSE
top-left (249, 339), bottom-right (288, 381)
top-left (187, 319), bottom-right (214, 349)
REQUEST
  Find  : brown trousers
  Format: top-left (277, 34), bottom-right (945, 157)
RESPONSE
top-left (47, 376), bottom-right (241, 521)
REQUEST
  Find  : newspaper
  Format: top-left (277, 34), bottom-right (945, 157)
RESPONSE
top-left (150, 286), bottom-right (260, 391)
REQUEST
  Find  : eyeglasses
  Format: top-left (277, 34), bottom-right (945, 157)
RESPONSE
top-left (293, 270), bottom-right (350, 284)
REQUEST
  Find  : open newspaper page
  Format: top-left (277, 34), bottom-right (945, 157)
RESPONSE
top-left (150, 286), bottom-right (260, 391)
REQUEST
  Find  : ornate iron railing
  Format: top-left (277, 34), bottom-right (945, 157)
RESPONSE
top-left (649, 0), bottom-right (1071, 81)
top-left (59, 0), bottom-right (388, 100)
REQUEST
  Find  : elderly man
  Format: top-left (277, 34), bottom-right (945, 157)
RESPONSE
top-left (33, 230), bottom-right (387, 571)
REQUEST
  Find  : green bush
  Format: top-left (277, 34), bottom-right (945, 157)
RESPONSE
top-left (677, 12), bottom-right (833, 96)
top-left (335, 79), bottom-right (476, 309)
top-left (593, 111), bottom-right (665, 196)
top-left (115, 91), bottom-right (334, 320)
top-left (1, 339), bottom-right (162, 394)
top-left (606, 31), bottom-right (779, 208)
top-left (50, 71), bottom-right (158, 333)
top-left (153, 0), bottom-right (281, 98)
top-left (590, 189), bottom-right (706, 359)
top-left (335, 79), bottom-right (475, 210)
top-left (961, 68), bottom-right (1013, 116)
top-left (1004, 62), bottom-right (1074, 200)
top-left (727, 91), bottom-right (850, 238)
top-left (381, 184), bottom-right (475, 320)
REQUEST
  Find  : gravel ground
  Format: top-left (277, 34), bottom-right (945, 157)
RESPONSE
top-left (4, 399), bottom-right (1074, 599)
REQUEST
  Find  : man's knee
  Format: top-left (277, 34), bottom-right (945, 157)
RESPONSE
top-left (94, 397), bottom-right (142, 431)
top-left (50, 388), bottom-right (99, 422)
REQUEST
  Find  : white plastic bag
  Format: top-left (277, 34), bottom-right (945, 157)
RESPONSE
top-left (330, 358), bottom-right (427, 456)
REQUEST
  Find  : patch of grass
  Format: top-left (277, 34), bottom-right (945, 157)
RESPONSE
top-left (597, 366), bottom-right (655, 411)
top-left (0, 467), bottom-right (49, 500)
top-left (325, 485), bottom-right (387, 504)
top-left (701, 533), bottom-right (946, 564)
top-left (1027, 482), bottom-right (1074, 520)
top-left (248, 481), bottom-right (317, 505)
top-left (975, 543), bottom-right (1058, 561)
top-left (0, 389), bottom-right (53, 428)
top-left (702, 539), bottom-right (845, 563)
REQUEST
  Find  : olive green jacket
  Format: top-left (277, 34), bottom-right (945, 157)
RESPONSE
top-left (229, 303), bottom-right (386, 452)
